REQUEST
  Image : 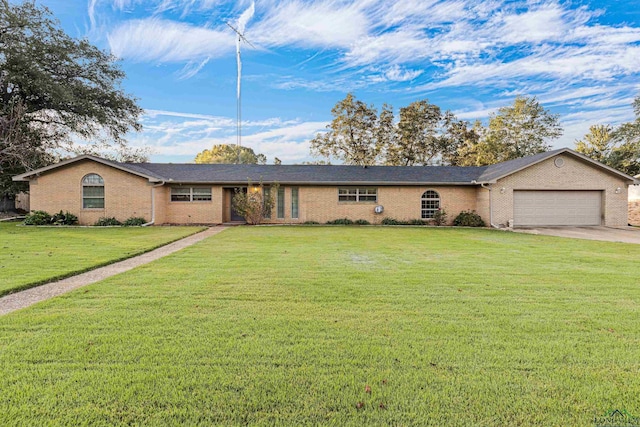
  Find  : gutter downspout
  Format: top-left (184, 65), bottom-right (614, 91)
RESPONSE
top-left (479, 182), bottom-right (499, 229)
top-left (142, 181), bottom-right (165, 226)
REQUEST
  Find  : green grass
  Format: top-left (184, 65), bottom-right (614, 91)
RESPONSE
top-left (1, 227), bottom-right (639, 425)
top-left (0, 222), bottom-right (204, 296)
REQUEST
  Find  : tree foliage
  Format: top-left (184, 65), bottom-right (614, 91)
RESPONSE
top-left (0, 0), bottom-right (144, 197)
top-left (460, 96), bottom-right (563, 166)
top-left (575, 96), bottom-right (640, 176)
top-left (194, 144), bottom-right (267, 164)
top-left (310, 93), bottom-right (387, 165)
top-left (310, 94), bottom-right (560, 167)
top-left (385, 100), bottom-right (443, 166)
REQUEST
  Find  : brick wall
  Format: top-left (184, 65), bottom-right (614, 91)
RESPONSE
top-left (160, 185), bottom-right (223, 224)
top-left (29, 160), bottom-right (152, 225)
top-left (485, 154), bottom-right (629, 227)
top-left (260, 185), bottom-right (478, 225)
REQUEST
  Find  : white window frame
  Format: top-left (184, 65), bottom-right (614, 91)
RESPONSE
top-left (421, 190), bottom-right (440, 219)
top-left (82, 173), bottom-right (104, 209)
top-left (338, 187), bottom-right (378, 203)
top-left (171, 187), bottom-right (212, 202)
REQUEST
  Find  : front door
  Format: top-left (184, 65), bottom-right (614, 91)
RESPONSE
top-left (230, 187), bottom-right (247, 222)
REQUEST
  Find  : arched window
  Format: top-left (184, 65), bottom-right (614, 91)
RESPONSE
top-left (82, 174), bottom-right (104, 208)
top-left (421, 190), bottom-right (440, 219)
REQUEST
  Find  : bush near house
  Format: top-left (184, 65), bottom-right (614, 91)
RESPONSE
top-left (453, 210), bottom-right (486, 227)
top-left (23, 210), bottom-right (77, 226)
top-left (94, 217), bottom-right (122, 226)
top-left (354, 219), bottom-right (370, 225)
top-left (123, 217), bottom-right (147, 227)
top-left (23, 210), bottom-right (52, 225)
top-left (232, 182), bottom-right (278, 225)
top-left (326, 218), bottom-right (354, 225)
top-left (432, 208), bottom-right (448, 226)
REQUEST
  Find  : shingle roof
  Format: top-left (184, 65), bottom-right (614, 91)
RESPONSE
top-left (122, 162), bottom-right (488, 185)
top-left (13, 148), bottom-right (637, 185)
top-left (478, 148), bottom-right (566, 182)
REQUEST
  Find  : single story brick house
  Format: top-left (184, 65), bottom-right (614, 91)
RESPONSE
top-left (13, 147), bottom-right (638, 227)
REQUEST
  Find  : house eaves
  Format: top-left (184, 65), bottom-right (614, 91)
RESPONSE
top-left (12, 155), bottom-right (166, 183)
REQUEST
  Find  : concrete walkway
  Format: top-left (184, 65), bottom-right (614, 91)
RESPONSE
top-left (0, 226), bottom-right (227, 316)
top-left (514, 226), bottom-right (640, 244)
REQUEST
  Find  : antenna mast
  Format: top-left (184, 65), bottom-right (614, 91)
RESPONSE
top-left (226, 22), bottom-right (255, 164)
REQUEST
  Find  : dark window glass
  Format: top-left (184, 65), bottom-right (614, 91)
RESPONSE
top-left (291, 187), bottom-right (299, 219)
top-left (277, 187), bottom-right (285, 219)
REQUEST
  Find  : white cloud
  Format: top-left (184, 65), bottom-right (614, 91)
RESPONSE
top-left (250, 0), bottom-right (369, 49)
top-left (133, 110), bottom-right (325, 163)
top-left (108, 19), bottom-right (234, 62)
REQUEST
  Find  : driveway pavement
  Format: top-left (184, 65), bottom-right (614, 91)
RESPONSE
top-left (514, 226), bottom-right (640, 244)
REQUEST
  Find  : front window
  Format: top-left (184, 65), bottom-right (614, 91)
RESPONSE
top-left (82, 174), bottom-right (104, 209)
top-left (338, 187), bottom-right (377, 203)
top-left (171, 187), bottom-right (212, 202)
top-left (291, 187), bottom-right (299, 219)
top-left (421, 190), bottom-right (440, 219)
top-left (277, 187), bottom-right (285, 219)
top-left (263, 187), bottom-right (271, 219)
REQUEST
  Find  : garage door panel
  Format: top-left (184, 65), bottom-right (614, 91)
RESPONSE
top-left (514, 191), bottom-right (601, 226)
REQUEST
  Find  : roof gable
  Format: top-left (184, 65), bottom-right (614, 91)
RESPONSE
top-left (477, 148), bottom-right (638, 183)
top-left (12, 155), bottom-right (165, 182)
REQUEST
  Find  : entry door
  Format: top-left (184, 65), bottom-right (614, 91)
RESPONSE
top-left (513, 190), bottom-right (602, 226)
top-left (230, 187), bottom-right (247, 221)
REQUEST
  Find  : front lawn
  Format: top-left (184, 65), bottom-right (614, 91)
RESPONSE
top-left (0, 222), bottom-right (204, 296)
top-left (1, 227), bottom-right (639, 425)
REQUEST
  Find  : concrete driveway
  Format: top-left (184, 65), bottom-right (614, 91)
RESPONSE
top-left (515, 226), bottom-right (640, 244)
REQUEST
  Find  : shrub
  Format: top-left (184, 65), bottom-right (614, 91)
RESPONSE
top-left (326, 218), bottom-right (354, 225)
top-left (51, 210), bottom-right (78, 225)
top-left (408, 219), bottom-right (426, 225)
top-left (94, 217), bottom-right (122, 226)
top-left (23, 210), bottom-right (52, 225)
top-left (123, 217), bottom-right (147, 226)
top-left (232, 182), bottom-right (278, 225)
top-left (432, 208), bottom-right (448, 226)
top-left (453, 210), bottom-right (486, 227)
top-left (354, 219), bottom-right (370, 225)
top-left (303, 221), bottom-right (320, 225)
top-left (381, 217), bottom-right (401, 225)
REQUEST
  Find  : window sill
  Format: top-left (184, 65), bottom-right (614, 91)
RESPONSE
top-left (338, 201), bottom-right (377, 204)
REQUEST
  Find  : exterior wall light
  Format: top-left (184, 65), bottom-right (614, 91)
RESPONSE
top-left (500, 187), bottom-right (506, 194)
top-left (615, 187), bottom-right (622, 194)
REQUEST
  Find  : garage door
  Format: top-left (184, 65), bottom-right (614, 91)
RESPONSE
top-left (513, 190), bottom-right (602, 226)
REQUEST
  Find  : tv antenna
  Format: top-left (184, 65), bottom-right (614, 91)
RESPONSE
top-left (227, 20), bottom-right (255, 164)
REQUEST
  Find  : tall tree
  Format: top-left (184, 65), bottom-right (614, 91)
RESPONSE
top-left (575, 124), bottom-right (614, 164)
top-left (461, 96), bottom-right (562, 166)
top-left (575, 96), bottom-right (640, 176)
top-left (442, 116), bottom-right (484, 166)
top-left (310, 93), bottom-right (384, 165)
top-left (194, 144), bottom-right (267, 164)
top-left (384, 100), bottom-right (442, 166)
top-left (0, 0), bottom-right (143, 198)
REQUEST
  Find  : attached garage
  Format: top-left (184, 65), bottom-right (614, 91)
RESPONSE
top-left (513, 190), bottom-right (602, 226)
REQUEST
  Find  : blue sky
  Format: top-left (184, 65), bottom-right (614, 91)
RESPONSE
top-left (35, 0), bottom-right (640, 163)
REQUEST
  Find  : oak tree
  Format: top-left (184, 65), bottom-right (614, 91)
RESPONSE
top-left (0, 0), bottom-right (143, 199)
top-left (310, 93), bottom-right (385, 165)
